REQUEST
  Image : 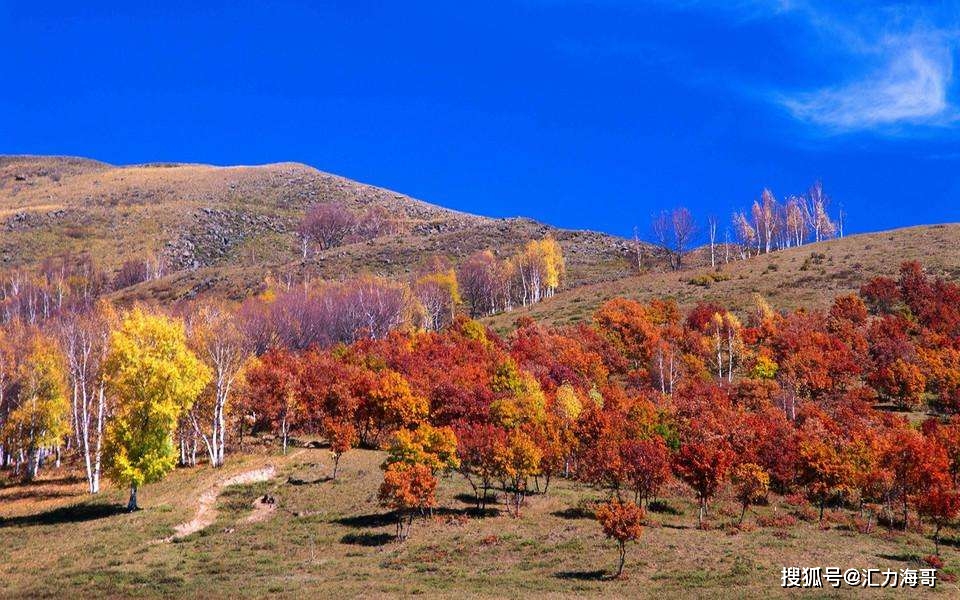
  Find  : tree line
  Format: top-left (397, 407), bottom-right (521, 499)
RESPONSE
top-left (4, 257), bottom-right (960, 576)
top-left (648, 181), bottom-right (845, 270)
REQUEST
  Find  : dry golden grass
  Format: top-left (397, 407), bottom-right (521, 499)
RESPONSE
top-left (1, 446), bottom-right (957, 598)
top-left (486, 224), bottom-right (960, 332)
top-left (0, 155), bottom-right (634, 302)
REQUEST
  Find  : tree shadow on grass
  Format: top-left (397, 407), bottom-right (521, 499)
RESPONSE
top-left (334, 512), bottom-right (398, 529)
top-left (0, 502), bottom-right (126, 528)
top-left (938, 535), bottom-right (960, 549)
top-left (452, 494), bottom-right (502, 518)
top-left (454, 492), bottom-right (499, 505)
top-left (287, 475), bottom-right (333, 486)
top-left (0, 474), bottom-right (85, 489)
top-left (555, 569), bottom-right (608, 581)
top-left (551, 506), bottom-right (595, 520)
top-left (436, 504), bottom-right (500, 519)
top-left (1, 488), bottom-right (84, 502)
top-left (340, 532), bottom-right (394, 547)
top-left (647, 500), bottom-right (681, 515)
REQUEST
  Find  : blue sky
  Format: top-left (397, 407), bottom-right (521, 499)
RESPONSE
top-left (2, 1), bottom-right (959, 240)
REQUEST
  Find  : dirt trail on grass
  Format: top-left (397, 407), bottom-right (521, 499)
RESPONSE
top-left (166, 464), bottom-right (277, 541)
top-left (162, 449), bottom-right (310, 542)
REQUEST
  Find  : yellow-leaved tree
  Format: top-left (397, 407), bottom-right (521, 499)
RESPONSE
top-left (103, 309), bottom-right (211, 510)
top-left (412, 258), bottom-right (461, 331)
top-left (538, 236), bottom-right (565, 298)
top-left (2, 334), bottom-right (70, 481)
top-left (515, 236), bottom-right (565, 306)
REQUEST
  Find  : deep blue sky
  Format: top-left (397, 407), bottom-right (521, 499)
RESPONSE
top-left (2, 1), bottom-right (959, 240)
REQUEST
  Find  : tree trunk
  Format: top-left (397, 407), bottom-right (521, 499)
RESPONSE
top-left (698, 499), bottom-right (705, 529)
top-left (127, 484), bottom-right (139, 511)
top-left (25, 447), bottom-right (40, 482)
top-left (616, 543), bottom-right (626, 578)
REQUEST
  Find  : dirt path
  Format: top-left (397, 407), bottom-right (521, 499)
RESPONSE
top-left (165, 464), bottom-right (277, 541)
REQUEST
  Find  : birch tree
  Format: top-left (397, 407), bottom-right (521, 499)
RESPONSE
top-left (58, 301), bottom-right (116, 493)
top-left (804, 181), bottom-right (836, 243)
top-left (186, 301), bottom-right (251, 467)
top-left (707, 216), bottom-right (718, 268)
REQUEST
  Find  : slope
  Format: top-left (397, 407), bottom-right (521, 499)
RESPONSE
top-left (485, 224), bottom-right (960, 331)
top-left (0, 155), bottom-right (638, 301)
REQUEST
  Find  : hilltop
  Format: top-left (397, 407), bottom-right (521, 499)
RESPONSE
top-left (0, 155), bottom-right (639, 301)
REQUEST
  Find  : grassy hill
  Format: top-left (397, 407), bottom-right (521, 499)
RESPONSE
top-left (485, 224), bottom-right (960, 331)
top-left (5, 155), bottom-right (960, 329)
top-left (0, 155), bottom-right (638, 301)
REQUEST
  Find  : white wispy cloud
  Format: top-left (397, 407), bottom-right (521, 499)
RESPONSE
top-left (778, 16), bottom-right (958, 132)
top-left (542, 0), bottom-right (959, 134)
top-left (666, 1), bottom-right (960, 132)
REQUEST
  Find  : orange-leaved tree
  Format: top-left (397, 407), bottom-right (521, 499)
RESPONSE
top-left (378, 462), bottom-right (437, 540)
top-left (596, 499), bottom-right (645, 579)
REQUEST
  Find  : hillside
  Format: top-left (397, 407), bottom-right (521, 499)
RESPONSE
top-left (0, 155), bottom-right (639, 301)
top-left (5, 156), bottom-right (960, 329)
top-left (485, 224), bottom-right (960, 331)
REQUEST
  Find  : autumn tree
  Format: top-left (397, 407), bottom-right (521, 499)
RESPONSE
top-left (378, 462), bottom-right (437, 540)
top-left (458, 250), bottom-right (506, 317)
top-left (596, 499), bottom-right (645, 579)
top-left (384, 423), bottom-right (460, 475)
top-left (244, 348), bottom-right (301, 453)
top-left (674, 408), bottom-right (735, 528)
top-left (652, 208), bottom-right (696, 269)
top-left (0, 326), bottom-right (12, 468)
top-left (359, 369), bottom-right (428, 446)
top-left (58, 301), bottom-right (116, 492)
top-left (803, 181), bottom-right (835, 243)
top-left (731, 462), bottom-right (769, 525)
top-left (494, 429), bottom-right (542, 516)
top-left (413, 257), bottom-right (460, 331)
top-left (455, 422), bottom-right (505, 509)
top-left (298, 202), bottom-right (357, 257)
top-left (707, 215), bottom-right (718, 267)
top-left (621, 436), bottom-right (672, 507)
top-left (515, 237), bottom-right (565, 305)
top-left (326, 418), bottom-right (357, 479)
top-left (1, 335), bottom-right (70, 481)
top-left (797, 418), bottom-right (854, 525)
top-left (102, 309), bottom-right (211, 510)
top-left (752, 189), bottom-right (778, 254)
top-left (732, 211), bottom-right (757, 258)
top-left (915, 477), bottom-right (960, 555)
top-left (593, 299), bottom-right (659, 379)
top-left (784, 195), bottom-right (806, 247)
top-left (860, 277), bottom-right (901, 314)
top-left (186, 300), bottom-right (251, 467)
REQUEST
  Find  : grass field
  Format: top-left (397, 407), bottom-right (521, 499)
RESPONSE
top-left (2, 444), bottom-right (957, 598)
